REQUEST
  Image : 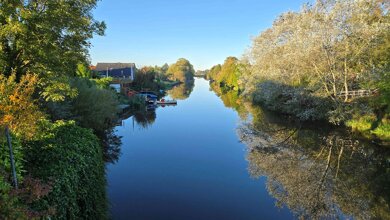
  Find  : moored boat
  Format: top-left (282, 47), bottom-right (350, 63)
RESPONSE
top-left (156, 99), bottom-right (177, 105)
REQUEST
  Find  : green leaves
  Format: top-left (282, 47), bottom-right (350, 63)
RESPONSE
top-left (25, 121), bottom-right (107, 219)
top-left (207, 57), bottom-right (242, 90)
top-left (166, 58), bottom-right (195, 83)
top-left (245, 0), bottom-right (389, 99)
top-left (0, 0), bottom-right (105, 100)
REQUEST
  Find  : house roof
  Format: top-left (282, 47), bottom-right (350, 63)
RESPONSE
top-left (95, 63), bottom-right (135, 71)
top-left (95, 63), bottom-right (136, 78)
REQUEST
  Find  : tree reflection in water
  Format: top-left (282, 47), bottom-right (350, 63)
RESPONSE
top-left (168, 81), bottom-right (195, 100)
top-left (238, 105), bottom-right (390, 219)
top-left (133, 108), bottom-right (157, 129)
top-left (102, 106), bottom-right (158, 164)
top-left (210, 82), bottom-right (248, 120)
top-left (101, 128), bottom-right (122, 164)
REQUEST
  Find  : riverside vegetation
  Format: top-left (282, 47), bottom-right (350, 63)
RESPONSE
top-left (207, 0), bottom-right (390, 142)
top-left (0, 1), bottom-right (194, 218)
top-left (0, 0), bottom-right (388, 219)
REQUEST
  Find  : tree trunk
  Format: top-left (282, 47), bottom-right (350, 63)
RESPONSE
top-left (344, 58), bottom-right (349, 102)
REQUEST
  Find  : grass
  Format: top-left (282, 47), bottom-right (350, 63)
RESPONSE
top-left (346, 115), bottom-right (390, 141)
top-left (372, 119), bottom-right (390, 141)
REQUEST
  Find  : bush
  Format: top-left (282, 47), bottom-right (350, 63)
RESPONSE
top-left (346, 113), bottom-right (390, 141)
top-left (70, 78), bottom-right (119, 133)
top-left (25, 121), bottom-right (107, 219)
top-left (0, 175), bottom-right (26, 219)
top-left (372, 119), bottom-right (390, 140)
top-left (0, 134), bottom-right (24, 184)
top-left (47, 77), bottom-right (120, 133)
top-left (252, 81), bottom-right (333, 121)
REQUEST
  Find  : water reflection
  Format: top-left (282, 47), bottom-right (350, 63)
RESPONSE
top-left (209, 82), bottom-right (248, 119)
top-left (238, 104), bottom-right (390, 219)
top-left (101, 128), bottom-right (122, 164)
top-left (168, 81), bottom-right (195, 100)
top-left (103, 106), bottom-right (158, 164)
top-left (133, 107), bottom-right (157, 129)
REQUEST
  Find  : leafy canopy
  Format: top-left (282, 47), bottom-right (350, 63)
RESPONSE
top-left (166, 58), bottom-right (195, 83)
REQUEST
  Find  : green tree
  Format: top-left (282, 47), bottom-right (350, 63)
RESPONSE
top-left (245, 0), bottom-right (389, 100)
top-left (161, 63), bottom-right (169, 74)
top-left (215, 57), bottom-right (242, 90)
top-left (206, 64), bottom-right (221, 80)
top-left (166, 58), bottom-right (195, 83)
top-left (0, 0), bottom-right (105, 100)
top-left (0, 73), bottom-right (45, 139)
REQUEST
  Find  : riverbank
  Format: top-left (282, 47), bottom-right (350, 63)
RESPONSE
top-left (250, 81), bottom-right (390, 143)
top-left (208, 79), bottom-right (390, 145)
top-left (200, 1), bottom-right (390, 144)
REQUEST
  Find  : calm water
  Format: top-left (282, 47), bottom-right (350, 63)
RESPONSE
top-left (107, 78), bottom-right (390, 219)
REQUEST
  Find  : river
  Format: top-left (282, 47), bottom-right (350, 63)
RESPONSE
top-left (107, 78), bottom-right (390, 219)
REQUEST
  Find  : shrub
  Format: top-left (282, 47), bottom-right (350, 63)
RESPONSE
top-left (47, 78), bottom-right (119, 133)
top-left (25, 121), bottom-right (107, 219)
top-left (0, 175), bottom-right (26, 219)
top-left (372, 119), bottom-right (390, 141)
top-left (70, 78), bottom-right (119, 133)
top-left (253, 81), bottom-right (333, 121)
top-left (0, 134), bottom-right (24, 184)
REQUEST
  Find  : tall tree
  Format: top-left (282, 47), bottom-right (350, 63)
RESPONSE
top-left (245, 0), bottom-right (389, 101)
top-left (215, 57), bottom-right (242, 90)
top-left (0, 0), bottom-right (105, 100)
top-left (166, 58), bottom-right (195, 83)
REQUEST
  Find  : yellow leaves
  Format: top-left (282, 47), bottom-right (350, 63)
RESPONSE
top-left (0, 73), bottom-right (45, 140)
top-left (40, 76), bottom-right (78, 102)
top-left (166, 58), bottom-right (195, 83)
top-left (1, 115), bottom-right (14, 125)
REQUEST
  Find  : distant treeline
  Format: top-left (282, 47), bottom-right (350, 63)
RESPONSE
top-left (129, 58), bottom-right (195, 92)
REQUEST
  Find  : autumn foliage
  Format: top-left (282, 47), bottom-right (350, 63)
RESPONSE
top-left (0, 74), bottom-right (45, 140)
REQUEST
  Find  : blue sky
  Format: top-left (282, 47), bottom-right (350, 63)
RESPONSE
top-left (90, 0), bottom-right (309, 70)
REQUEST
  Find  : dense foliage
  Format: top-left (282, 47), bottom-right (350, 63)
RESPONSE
top-left (252, 81), bottom-right (333, 121)
top-left (45, 76), bottom-right (120, 134)
top-left (25, 121), bottom-right (107, 219)
top-left (235, 0), bottom-right (390, 139)
top-left (0, 74), bottom-right (45, 139)
top-left (242, 0), bottom-right (389, 99)
top-left (131, 67), bottom-right (162, 91)
top-left (166, 58), bottom-right (195, 83)
top-left (0, 0), bottom-right (105, 102)
top-left (0, 1), bottom-right (104, 77)
top-left (206, 64), bottom-right (221, 81)
top-left (0, 1), bottom-right (113, 219)
top-left (207, 57), bottom-right (243, 90)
